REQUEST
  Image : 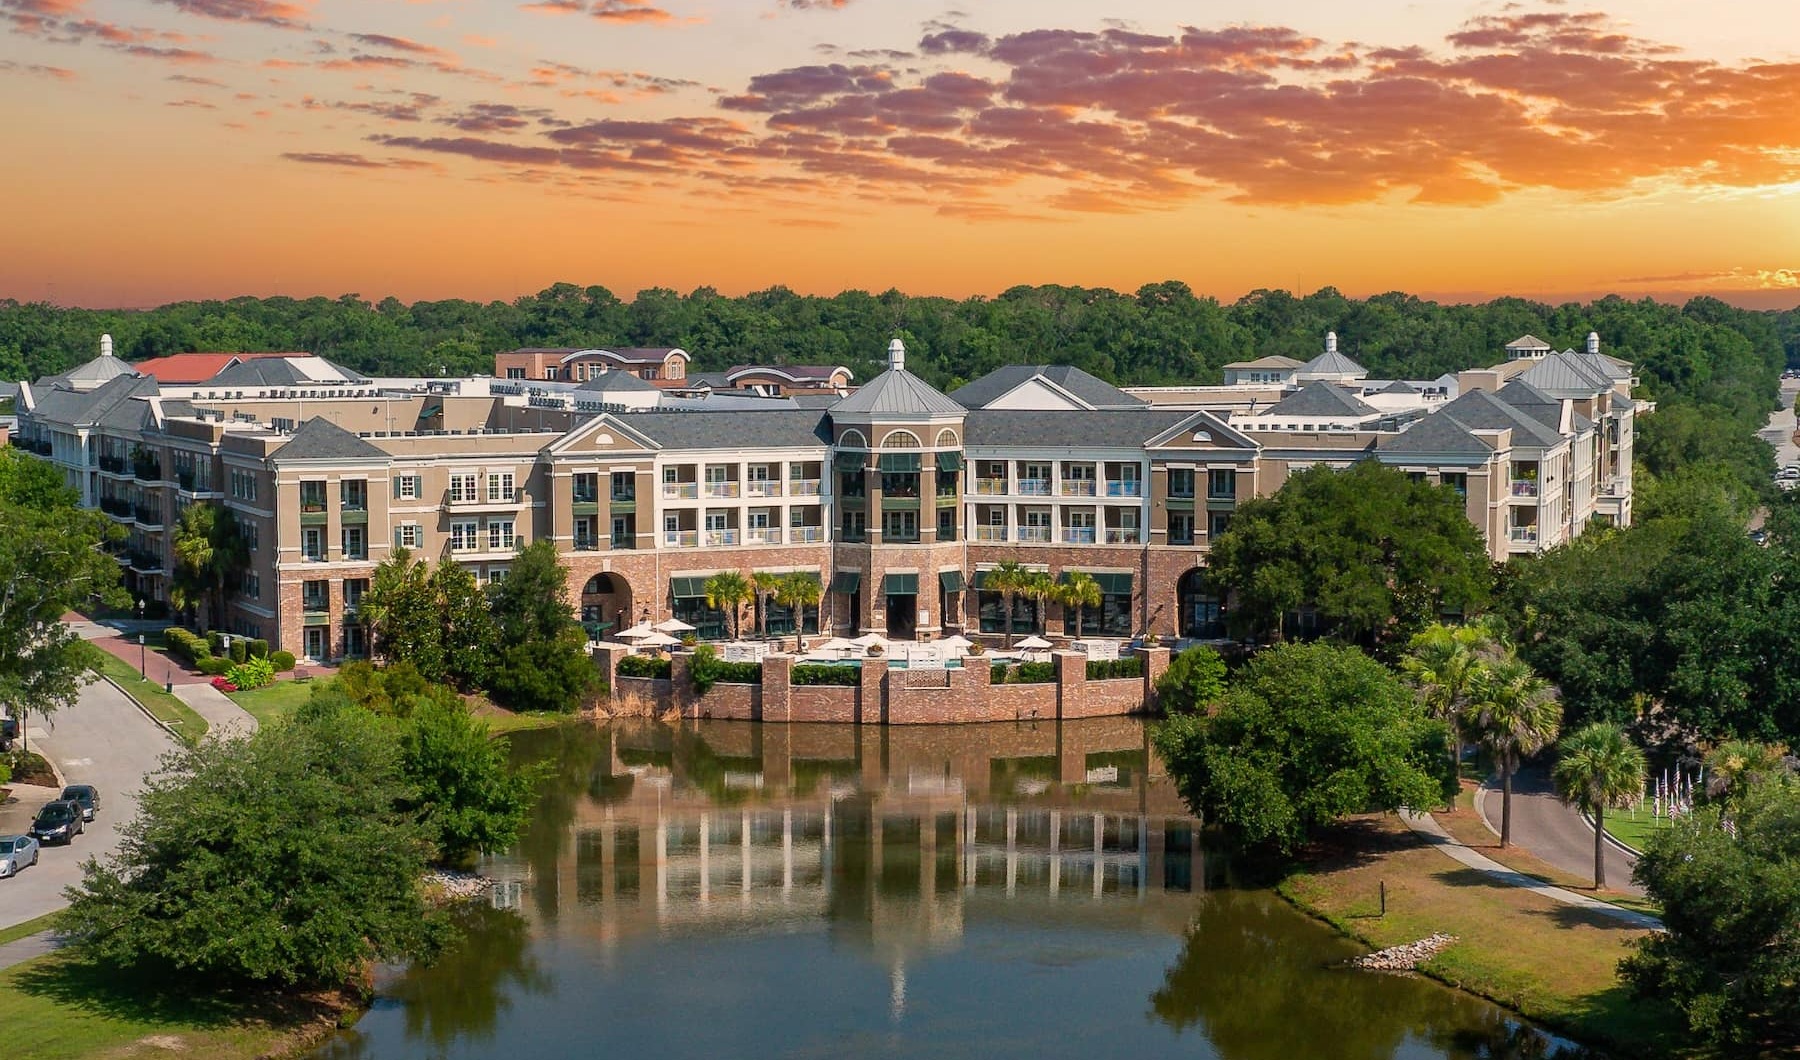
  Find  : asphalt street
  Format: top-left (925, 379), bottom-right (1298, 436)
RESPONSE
top-left (1478, 766), bottom-right (1644, 896)
top-left (0, 677), bottom-right (178, 930)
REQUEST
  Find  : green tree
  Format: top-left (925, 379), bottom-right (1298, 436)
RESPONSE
top-left (775, 572), bottom-right (822, 637)
top-left (59, 696), bottom-right (441, 988)
top-left (487, 541), bottom-right (578, 642)
top-left (1154, 645), bottom-right (1227, 713)
top-left (984, 560), bottom-right (1033, 647)
top-left (431, 560), bottom-right (496, 690)
top-left (702, 571), bottom-right (752, 640)
top-left (360, 548), bottom-right (446, 681)
top-left (399, 697), bottom-right (536, 865)
top-left (1153, 643), bottom-right (1454, 852)
top-left (1702, 739), bottom-right (1792, 808)
top-left (1023, 572), bottom-right (1057, 635)
top-left (1056, 570), bottom-right (1102, 636)
top-left (1620, 778), bottom-right (1800, 1048)
top-left (484, 543), bottom-right (596, 713)
top-left (1205, 463), bottom-right (1493, 655)
top-left (169, 503), bottom-right (246, 632)
top-left (750, 571), bottom-right (783, 640)
top-left (1400, 622), bottom-right (1500, 766)
top-left (1467, 657), bottom-right (1563, 846)
top-left (1551, 722), bottom-right (1647, 889)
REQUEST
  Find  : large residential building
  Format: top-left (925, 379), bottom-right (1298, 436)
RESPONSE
top-left (11, 332), bottom-right (1640, 662)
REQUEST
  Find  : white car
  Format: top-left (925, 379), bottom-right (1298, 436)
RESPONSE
top-left (0, 834), bottom-right (40, 878)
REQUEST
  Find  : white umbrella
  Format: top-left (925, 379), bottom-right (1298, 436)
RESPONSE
top-left (654, 618), bottom-right (696, 633)
top-left (1015, 635), bottom-right (1052, 650)
top-left (814, 637), bottom-right (855, 652)
top-left (851, 632), bottom-right (889, 649)
top-left (939, 634), bottom-right (973, 655)
top-left (617, 622), bottom-right (654, 640)
top-left (636, 630), bottom-right (681, 648)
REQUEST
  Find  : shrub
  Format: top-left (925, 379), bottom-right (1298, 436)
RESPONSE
top-left (197, 657), bottom-right (232, 676)
top-left (688, 646), bottom-right (761, 694)
top-left (206, 631), bottom-right (224, 656)
top-left (165, 628), bottom-right (211, 664)
top-left (1010, 661), bottom-right (1056, 684)
top-left (210, 676), bottom-right (238, 693)
top-left (991, 662), bottom-right (1009, 684)
top-left (616, 654), bottom-right (672, 680)
top-left (228, 639), bottom-right (249, 664)
top-left (226, 657), bottom-right (275, 691)
top-left (792, 664), bottom-right (859, 686)
top-left (270, 650), bottom-right (296, 672)
top-left (248, 638), bottom-right (269, 659)
top-left (1086, 657), bottom-right (1144, 681)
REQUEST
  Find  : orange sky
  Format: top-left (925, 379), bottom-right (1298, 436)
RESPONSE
top-left (2, 0), bottom-right (1797, 308)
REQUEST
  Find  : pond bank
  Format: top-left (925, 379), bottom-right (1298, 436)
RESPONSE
top-left (1277, 813), bottom-right (1688, 1059)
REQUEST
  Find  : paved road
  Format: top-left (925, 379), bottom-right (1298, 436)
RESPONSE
top-left (1476, 766), bottom-right (1643, 896)
top-left (0, 677), bottom-right (178, 931)
top-left (1759, 379), bottom-right (1800, 471)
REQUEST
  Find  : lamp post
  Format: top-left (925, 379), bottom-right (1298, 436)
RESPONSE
top-left (138, 633), bottom-right (147, 678)
top-left (135, 597), bottom-right (144, 623)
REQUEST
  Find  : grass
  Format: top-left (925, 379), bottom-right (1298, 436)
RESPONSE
top-left (228, 677), bottom-right (322, 730)
top-left (1434, 784), bottom-right (1661, 917)
top-left (470, 702), bottom-right (576, 735)
top-left (1600, 806), bottom-right (1673, 854)
top-left (0, 952), bottom-right (341, 1060)
top-left (1278, 814), bottom-right (1690, 1059)
top-left (86, 650), bottom-right (209, 747)
top-left (0, 913), bottom-right (61, 949)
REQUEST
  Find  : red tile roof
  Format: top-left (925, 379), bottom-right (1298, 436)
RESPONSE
top-left (128, 351), bottom-right (307, 384)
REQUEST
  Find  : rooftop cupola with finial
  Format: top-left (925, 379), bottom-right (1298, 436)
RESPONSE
top-left (830, 335), bottom-right (962, 421)
top-left (887, 337), bottom-right (906, 373)
top-left (1586, 331), bottom-right (1600, 355)
top-left (1295, 329), bottom-right (1366, 383)
top-left (1326, 331), bottom-right (1338, 355)
top-left (101, 334), bottom-right (114, 358)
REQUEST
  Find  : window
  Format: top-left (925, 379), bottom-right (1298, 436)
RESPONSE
top-left (304, 627), bottom-right (326, 662)
top-left (1407, 471), bottom-right (1427, 485)
top-left (302, 528), bottom-right (324, 561)
top-left (395, 523), bottom-right (422, 549)
top-left (344, 578), bottom-right (368, 611)
top-left (486, 567), bottom-right (509, 585)
top-left (1169, 468), bottom-right (1195, 499)
top-left (299, 480), bottom-right (326, 512)
top-left (487, 519), bottom-right (515, 552)
top-left (1207, 511), bottom-right (1232, 537)
top-left (841, 509), bottom-right (866, 541)
top-left (343, 624), bottom-right (367, 658)
top-left (1169, 513), bottom-right (1195, 546)
top-left (882, 510), bottom-right (918, 543)
top-left (506, 367), bottom-right (525, 379)
top-left (1207, 469), bottom-right (1236, 498)
top-left (241, 572), bottom-right (260, 600)
top-left (487, 472), bottom-right (515, 502)
top-left (936, 507), bottom-right (957, 542)
top-left (451, 521), bottom-right (479, 552)
top-left (610, 472), bottom-right (635, 501)
top-left (544, 369), bottom-right (557, 381)
top-left (881, 472), bottom-right (919, 497)
top-left (978, 590), bottom-right (1037, 635)
top-left (396, 475), bottom-right (419, 501)
top-left (302, 580), bottom-right (329, 610)
top-left (342, 526), bottom-right (366, 560)
top-left (341, 479), bottom-right (367, 511)
top-left (1442, 472), bottom-right (1468, 498)
top-left (840, 470), bottom-right (866, 497)
top-left (449, 473), bottom-right (478, 504)
top-left (241, 521), bottom-right (259, 552)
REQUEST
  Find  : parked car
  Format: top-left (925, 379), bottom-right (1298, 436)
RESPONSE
top-left (1750, 528), bottom-right (1769, 546)
top-left (0, 716), bottom-right (16, 751)
top-left (59, 785), bottom-right (99, 821)
top-left (0, 835), bottom-right (39, 878)
top-left (29, 801), bottom-right (84, 845)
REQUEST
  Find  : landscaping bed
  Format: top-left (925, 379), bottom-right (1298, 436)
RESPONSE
top-left (5, 750), bottom-right (58, 787)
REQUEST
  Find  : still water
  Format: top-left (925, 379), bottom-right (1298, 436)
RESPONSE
top-left (317, 718), bottom-right (1590, 1060)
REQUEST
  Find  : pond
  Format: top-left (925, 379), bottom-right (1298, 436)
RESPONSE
top-left (314, 718), bottom-right (1595, 1060)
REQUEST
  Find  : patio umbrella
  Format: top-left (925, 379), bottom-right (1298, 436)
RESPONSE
top-left (1014, 635), bottom-right (1052, 650)
top-left (636, 630), bottom-right (681, 648)
top-left (939, 634), bottom-right (973, 654)
top-left (814, 637), bottom-right (855, 652)
top-left (654, 618), bottom-right (696, 633)
top-left (851, 632), bottom-right (889, 649)
top-left (617, 622), bottom-right (654, 640)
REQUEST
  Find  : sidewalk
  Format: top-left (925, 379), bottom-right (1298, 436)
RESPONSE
top-left (1402, 811), bottom-right (1663, 930)
top-left (173, 684), bottom-right (258, 737)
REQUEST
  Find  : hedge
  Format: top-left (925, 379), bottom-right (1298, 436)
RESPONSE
top-left (1085, 657), bottom-right (1143, 681)
top-left (228, 638), bottom-right (249, 664)
top-left (617, 655), bottom-right (673, 680)
top-left (197, 657), bottom-right (231, 676)
top-left (792, 664), bottom-right (859, 686)
top-left (270, 650), bottom-right (296, 672)
top-left (1005, 661), bottom-right (1056, 684)
top-left (206, 631), bottom-right (224, 656)
top-left (248, 638), bottom-right (269, 659)
top-left (165, 628), bottom-right (211, 664)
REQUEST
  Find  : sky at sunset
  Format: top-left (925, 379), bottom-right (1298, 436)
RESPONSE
top-left (3, 0), bottom-right (1798, 308)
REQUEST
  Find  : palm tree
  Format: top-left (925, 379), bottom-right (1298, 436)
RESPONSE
top-left (985, 560), bottom-right (1032, 648)
top-left (1401, 623), bottom-right (1495, 768)
top-left (170, 503), bottom-right (246, 632)
top-left (1024, 572), bottom-right (1058, 635)
top-left (1057, 571), bottom-right (1102, 637)
top-left (775, 573), bottom-right (823, 642)
top-left (1703, 739), bottom-right (1790, 808)
top-left (1552, 723), bottom-right (1646, 889)
top-left (702, 571), bottom-right (753, 641)
top-left (750, 571), bottom-right (784, 640)
top-left (1467, 656), bottom-right (1563, 847)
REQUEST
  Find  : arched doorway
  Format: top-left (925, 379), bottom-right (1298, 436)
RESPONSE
top-left (1177, 569), bottom-right (1225, 640)
top-left (581, 573), bottom-right (633, 639)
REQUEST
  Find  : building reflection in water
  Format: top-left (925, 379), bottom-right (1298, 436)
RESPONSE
top-left (494, 717), bottom-right (1209, 1017)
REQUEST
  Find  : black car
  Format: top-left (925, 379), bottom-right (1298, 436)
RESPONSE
top-left (0, 717), bottom-right (16, 751)
top-left (59, 785), bottom-right (100, 822)
top-left (29, 801), bottom-right (84, 845)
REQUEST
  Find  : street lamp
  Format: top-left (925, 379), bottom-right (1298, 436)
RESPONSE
top-left (135, 597), bottom-right (144, 622)
top-left (138, 633), bottom-right (146, 678)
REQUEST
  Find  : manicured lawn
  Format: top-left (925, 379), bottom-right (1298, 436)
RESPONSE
top-left (228, 677), bottom-right (323, 729)
top-left (0, 913), bottom-right (61, 949)
top-left (472, 705), bottom-right (576, 735)
top-left (1280, 814), bottom-right (1688, 1059)
top-left (86, 652), bottom-right (208, 746)
top-left (1600, 805), bottom-right (1674, 854)
top-left (0, 953), bottom-right (330, 1060)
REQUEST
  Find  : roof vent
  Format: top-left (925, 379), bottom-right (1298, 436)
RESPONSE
top-left (1325, 331), bottom-right (1339, 355)
top-left (887, 337), bottom-right (906, 373)
top-left (1586, 331), bottom-right (1600, 355)
top-left (100, 334), bottom-right (114, 358)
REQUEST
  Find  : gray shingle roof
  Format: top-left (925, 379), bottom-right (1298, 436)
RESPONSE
top-left (619, 410), bottom-right (832, 450)
top-left (1222, 355), bottom-right (1304, 370)
top-left (1263, 381), bottom-right (1379, 418)
top-left (1297, 349), bottom-right (1366, 377)
top-left (831, 369), bottom-right (965, 417)
top-left (964, 408), bottom-right (1196, 448)
top-left (575, 370), bottom-right (659, 393)
top-left (1506, 335), bottom-right (1553, 350)
top-left (273, 418), bottom-right (388, 462)
top-left (949, 365), bottom-right (1145, 410)
top-left (57, 353), bottom-right (139, 389)
top-left (1373, 380), bottom-right (1417, 395)
top-left (1436, 388), bottom-right (1564, 447)
top-left (1377, 413), bottom-right (1495, 457)
top-left (28, 373), bottom-right (157, 429)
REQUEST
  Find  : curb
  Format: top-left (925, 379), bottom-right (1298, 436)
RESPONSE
top-left (1580, 809), bottom-right (1644, 858)
top-left (94, 673), bottom-right (189, 745)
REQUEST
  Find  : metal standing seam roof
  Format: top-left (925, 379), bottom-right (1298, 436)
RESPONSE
top-left (1296, 349), bottom-right (1367, 377)
top-left (1221, 355), bottom-right (1305, 370)
top-left (830, 369), bottom-right (965, 417)
top-left (1518, 352), bottom-right (1618, 395)
top-left (575, 370), bottom-right (660, 393)
top-left (1260, 381), bottom-right (1380, 418)
top-left (207, 356), bottom-right (367, 387)
top-left (948, 365), bottom-right (1146, 410)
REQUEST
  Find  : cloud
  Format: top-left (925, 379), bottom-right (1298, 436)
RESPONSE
top-left (280, 150), bottom-right (438, 169)
top-left (347, 32), bottom-right (450, 59)
top-left (0, 58), bottom-right (77, 78)
top-left (149, 0), bottom-right (309, 29)
top-left (591, 0), bottom-right (675, 24)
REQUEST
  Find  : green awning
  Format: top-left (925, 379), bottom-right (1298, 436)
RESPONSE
top-left (671, 576), bottom-right (709, 598)
top-left (935, 451), bottom-right (964, 472)
top-left (830, 571), bottom-right (861, 595)
top-left (833, 451), bottom-right (866, 471)
top-left (1062, 570), bottom-right (1133, 595)
top-left (882, 572), bottom-right (919, 596)
top-left (877, 453), bottom-right (920, 473)
top-left (419, 403), bottom-right (442, 418)
top-left (938, 569), bottom-right (966, 593)
top-left (971, 568), bottom-right (993, 589)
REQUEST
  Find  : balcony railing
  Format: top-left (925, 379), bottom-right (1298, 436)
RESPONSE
top-left (663, 530), bottom-right (699, 548)
top-left (1059, 480), bottom-right (1098, 497)
top-left (611, 488), bottom-right (637, 503)
top-left (704, 529), bottom-right (740, 547)
top-left (176, 471), bottom-right (216, 494)
top-left (99, 497), bottom-right (132, 518)
top-left (1017, 479), bottom-right (1052, 496)
top-left (788, 478), bottom-right (821, 496)
top-left (973, 478), bottom-right (1008, 495)
top-left (1063, 527), bottom-right (1098, 544)
top-left (133, 459), bottom-right (162, 482)
top-left (790, 525), bottom-right (825, 543)
top-left (1018, 526), bottom-right (1052, 543)
top-left (975, 526), bottom-right (1008, 542)
top-left (745, 527), bottom-right (781, 545)
top-left (1104, 480), bottom-right (1142, 498)
top-left (572, 537), bottom-right (601, 551)
top-left (1508, 526), bottom-right (1540, 544)
top-left (745, 481), bottom-right (781, 498)
top-left (1207, 487), bottom-right (1237, 500)
top-left (127, 549), bottom-right (164, 572)
top-left (134, 506), bottom-right (163, 527)
top-left (302, 597), bottom-right (329, 613)
top-left (1103, 528), bottom-right (1142, 545)
top-left (611, 534), bottom-right (635, 550)
top-left (97, 455), bottom-right (126, 474)
top-left (663, 482), bottom-right (699, 500)
top-left (704, 482), bottom-right (741, 499)
top-left (1511, 480), bottom-right (1539, 498)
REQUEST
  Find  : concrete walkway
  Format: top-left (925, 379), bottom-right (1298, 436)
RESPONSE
top-left (173, 683), bottom-right (258, 737)
top-left (0, 933), bottom-right (63, 971)
top-left (1402, 811), bottom-right (1663, 930)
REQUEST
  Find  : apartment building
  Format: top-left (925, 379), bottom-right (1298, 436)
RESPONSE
top-left (12, 331), bottom-right (1639, 660)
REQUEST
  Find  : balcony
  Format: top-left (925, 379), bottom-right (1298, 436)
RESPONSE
top-left (445, 488), bottom-right (523, 509)
top-left (1103, 528), bottom-right (1142, 545)
top-left (745, 480), bottom-right (782, 498)
top-left (663, 482), bottom-right (699, 501)
top-left (300, 505), bottom-right (329, 526)
top-left (788, 478), bottom-right (821, 497)
top-left (1063, 527), bottom-right (1098, 544)
top-left (745, 527), bottom-right (782, 545)
top-left (1104, 480), bottom-right (1142, 498)
top-left (1059, 480), bottom-right (1098, 497)
top-left (1510, 480), bottom-right (1540, 498)
top-left (975, 526), bottom-right (1008, 542)
top-left (97, 454), bottom-right (127, 475)
top-left (133, 458), bottom-right (163, 482)
top-left (790, 525), bottom-right (826, 543)
top-left (973, 478), bottom-right (1008, 496)
top-left (1508, 526), bottom-right (1540, 544)
top-left (704, 482), bottom-right (741, 499)
top-left (611, 533), bottom-right (635, 550)
top-left (1018, 526), bottom-right (1053, 543)
top-left (572, 537), bottom-right (601, 552)
top-left (1017, 479), bottom-right (1052, 496)
top-left (303, 605), bottom-right (330, 626)
top-left (663, 529), bottom-right (699, 548)
top-left (704, 529), bottom-right (740, 547)
top-left (99, 497), bottom-right (133, 520)
top-left (340, 508), bottom-right (368, 525)
top-left (127, 550), bottom-right (164, 574)
top-left (133, 506), bottom-right (163, 528)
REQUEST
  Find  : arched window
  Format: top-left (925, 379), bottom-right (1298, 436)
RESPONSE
top-left (934, 428), bottom-right (959, 448)
top-left (881, 429), bottom-right (921, 448)
top-left (839, 428), bottom-right (868, 449)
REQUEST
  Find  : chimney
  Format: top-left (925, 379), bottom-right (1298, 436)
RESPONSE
top-left (100, 334), bottom-right (114, 358)
top-left (1326, 331), bottom-right (1339, 355)
top-left (1586, 331), bottom-right (1600, 355)
top-left (887, 337), bottom-right (906, 373)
